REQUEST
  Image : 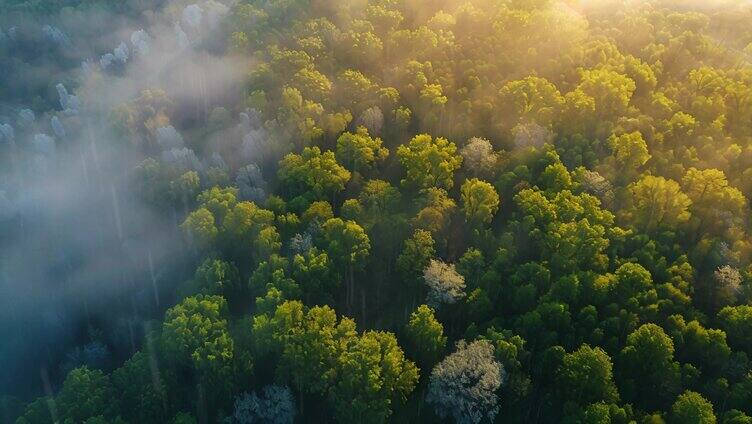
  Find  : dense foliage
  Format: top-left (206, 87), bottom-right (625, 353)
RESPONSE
top-left (7, 0), bottom-right (752, 422)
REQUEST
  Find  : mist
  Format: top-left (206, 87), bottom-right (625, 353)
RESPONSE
top-left (0, 0), bottom-right (245, 400)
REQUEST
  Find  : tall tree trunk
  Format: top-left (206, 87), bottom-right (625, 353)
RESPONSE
top-left (361, 289), bottom-right (366, 324)
top-left (348, 265), bottom-right (355, 313)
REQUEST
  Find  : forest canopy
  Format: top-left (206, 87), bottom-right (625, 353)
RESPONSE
top-left (4, 0), bottom-right (752, 423)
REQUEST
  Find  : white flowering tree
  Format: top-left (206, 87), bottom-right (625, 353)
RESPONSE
top-left (714, 265), bottom-right (743, 307)
top-left (426, 340), bottom-right (504, 424)
top-left (460, 137), bottom-right (497, 177)
top-left (423, 259), bottom-right (466, 308)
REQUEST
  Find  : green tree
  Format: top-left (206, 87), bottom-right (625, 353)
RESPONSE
top-left (15, 397), bottom-right (54, 424)
top-left (196, 186), bottom-right (238, 223)
top-left (292, 247), bottom-right (339, 304)
top-left (723, 410), bottom-right (752, 424)
top-left (671, 391), bottom-right (716, 424)
top-left (498, 76), bottom-right (564, 128)
top-left (397, 229), bottom-right (436, 301)
top-left (322, 218), bottom-right (371, 311)
top-left (667, 316), bottom-right (730, 372)
top-left (568, 402), bottom-right (631, 424)
top-left (171, 171), bottom-right (200, 211)
top-left (330, 331), bottom-right (419, 423)
top-left (336, 69), bottom-right (377, 112)
top-left (274, 86), bottom-right (326, 143)
top-left (254, 226), bottom-right (282, 261)
top-left (556, 344), bottom-right (619, 405)
top-left (624, 175), bottom-right (691, 234)
top-left (460, 178), bottom-right (500, 226)
top-left (359, 179), bottom-right (402, 219)
top-left (335, 126), bottom-right (389, 173)
top-left (278, 147), bottom-right (351, 199)
top-left (613, 262), bottom-right (653, 301)
top-left (543, 219), bottom-right (609, 274)
top-left (111, 351), bottom-right (169, 424)
top-left (608, 131), bottom-right (650, 182)
top-left (302, 200), bottom-right (334, 224)
top-left (397, 134), bottom-right (462, 190)
top-left (56, 367), bottom-right (119, 423)
top-left (405, 304), bottom-right (447, 366)
top-left (292, 67), bottom-right (332, 102)
top-left (574, 68), bottom-right (636, 120)
top-left (540, 163), bottom-right (573, 193)
top-left (161, 295), bottom-right (235, 384)
top-left (618, 323), bottom-right (680, 410)
top-left (253, 301), bottom-right (357, 394)
top-left (181, 208), bottom-right (218, 249)
top-left (681, 168), bottom-right (746, 240)
top-left (718, 305), bottom-right (752, 352)
top-left (413, 188), bottom-right (457, 236)
top-left (221, 201), bottom-right (275, 262)
top-left (357, 179), bottom-right (406, 271)
top-left (192, 258), bottom-right (242, 300)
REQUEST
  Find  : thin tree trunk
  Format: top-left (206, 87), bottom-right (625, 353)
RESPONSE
top-left (361, 289), bottom-right (366, 324)
top-left (348, 265), bottom-right (355, 313)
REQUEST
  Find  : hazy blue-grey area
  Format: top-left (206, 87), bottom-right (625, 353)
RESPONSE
top-left (0, 0), bottom-right (242, 403)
